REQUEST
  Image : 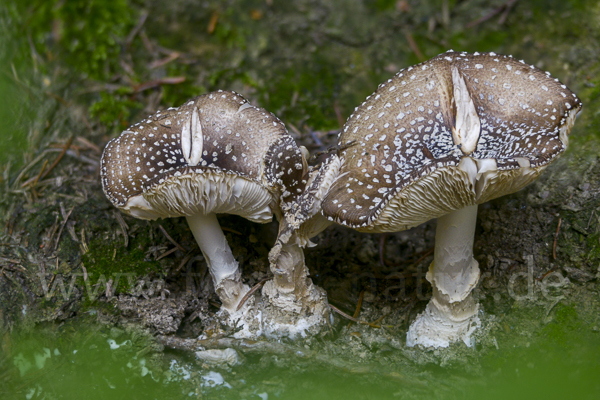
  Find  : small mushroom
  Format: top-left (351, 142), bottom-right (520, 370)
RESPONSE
top-left (273, 51), bottom-right (582, 347)
top-left (101, 90), bottom-right (309, 322)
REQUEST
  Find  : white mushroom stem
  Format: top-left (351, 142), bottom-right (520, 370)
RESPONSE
top-left (406, 204), bottom-right (481, 348)
top-left (186, 213), bottom-right (249, 312)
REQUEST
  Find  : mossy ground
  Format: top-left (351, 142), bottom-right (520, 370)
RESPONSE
top-left (1, 0), bottom-right (599, 397)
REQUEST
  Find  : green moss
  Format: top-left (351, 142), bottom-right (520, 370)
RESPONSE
top-left (366, 0), bottom-right (397, 12)
top-left (89, 90), bottom-right (141, 129)
top-left (258, 59), bottom-right (343, 129)
top-left (20, 0), bottom-right (135, 80)
top-left (540, 305), bottom-right (579, 345)
top-left (81, 235), bottom-right (161, 296)
top-left (22, 204), bottom-right (59, 249)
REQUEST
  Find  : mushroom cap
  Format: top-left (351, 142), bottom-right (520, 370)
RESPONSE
top-left (321, 51), bottom-right (582, 232)
top-left (101, 90), bottom-right (307, 222)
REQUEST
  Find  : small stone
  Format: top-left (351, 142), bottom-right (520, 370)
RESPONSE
top-left (562, 266), bottom-right (595, 283)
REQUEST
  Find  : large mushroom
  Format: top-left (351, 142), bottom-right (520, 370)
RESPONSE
top-left (272, 51), bottom-right (582, 347)
top-left (101, 90), bottom-right (327, 336)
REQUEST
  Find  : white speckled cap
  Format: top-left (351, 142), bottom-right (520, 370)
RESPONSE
top-left (101, 90), bottom-right (307, 222)
top-left (320, 51), bottom-right (582, 232)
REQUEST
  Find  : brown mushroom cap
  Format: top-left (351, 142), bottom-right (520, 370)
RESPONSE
top-left (321, 51), bottom-right (582, 232)
top-left (101, 90), bottom-right (306, 221)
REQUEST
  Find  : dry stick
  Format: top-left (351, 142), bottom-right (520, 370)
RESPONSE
top-left (371, 314), bottom-right (386, 326)
top-left (287, 122), bottom-right (303, 138)
top-left (329, 304), bottom-right (381, 329)
top-left (13, 151), bottom-right (51, 188)
top-left (497, 0), bottom-right (517, 25)
top-left (125, 10), bottom-right (149, 48)
top-left (236, 277), bottom-right (273, 311)
top-left (76, 136), bottom-right (101, 154)
top-left (158, 224), bottom-right (187, 252)
top-left (553, 217), bottom-right (562, 260)
top-left (33, 136), bottom-right (74, 187)
top-left (536, 268), bottom-right (556, 282)
top-left (466, 0), bottom-right (517, 28)
top-left (175, 252), bottom-right (195, 273)
top-left (404, 31), bottom-right (425, 61)
top-left (26, 159), bottom-right (49, 189)
top-left (586, 210), bottom-right (595, 230)
top-left (347, 290), bottom-right (365, 329)
top-left (207, 11), bottom-right (219, 34)
top-left (114, 212), bottom-right (129, 248)
top-left (221, 226), bottom-right (243, 235)
top-left (54, 206), bottom-right (75, 250)
top-left (133, 76), bottom-right (186, 93)
top-left (149, 52), bottom-right (181, 69)
top-left (157, 247), bottom-right (178, 261)
top-left (412, 247), bottom-right (434, 266)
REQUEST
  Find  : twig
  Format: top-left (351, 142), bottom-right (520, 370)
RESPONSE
top-left (404, 31), bottom-right (425, 61)
top-left (466, 0), bottom-right (518, 29)
top-left (329, 304), bottom-right (380, 328)
top-left (75, 137), bottom-right (101, 154)
top-left (54, 205), bottom-right (75, 250)
top-left (221, 226), bottom-right (242, 235)
top-left (287, 122), bottom-right (303, 138)
top-left (59, 203), bottom-right (79, 244)
top-left (207, 11), bottom-right (219, 34)
top-left (157, 247), bottom-right (178, 260)
top-left (12, 150), bottom-right (53, 188)
top-left (236, 277), bottom-right (272, 311)
top-left (158, 224), bottom-right (186, 252)
top-left (132, 77), bottom-right (186, 93)
top-left (115, 212), bottom-right (129, 248)
top-left (175, 252), bottom-right (195, 273)
top-left (125, 10), bottom-right (149, 47)
top-left (149, 52), bottom-right (181, 69)
top-left (347, 290), bottom-right (364, 329)
top-left (44, 136), bottom-right (74, 180)
top-left (553, 217), bottom-right (562, 259)
top-left (586, 210), bottom-right (595, 230)
top-left (536, 268), bottom-right (556, 282)
top-left (27, 159), bottom-right (48, 188)
top-left (412, 247), bottom-right (434, 266)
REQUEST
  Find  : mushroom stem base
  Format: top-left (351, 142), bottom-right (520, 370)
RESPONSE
top-left (261, 243), bottom-right (330, 338)
top-left (406, 285), bottom-right (481, 348)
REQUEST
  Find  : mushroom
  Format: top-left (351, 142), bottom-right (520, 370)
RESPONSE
top-left (100, 90), bottom-right (313, 329)
top-left (272, 51), bottom-right (582, 347)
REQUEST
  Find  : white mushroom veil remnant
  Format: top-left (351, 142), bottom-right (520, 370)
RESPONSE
top-left (101, 90), bottom-right (328, 338)
top-left (271, 50), bottom-right (582, 348)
